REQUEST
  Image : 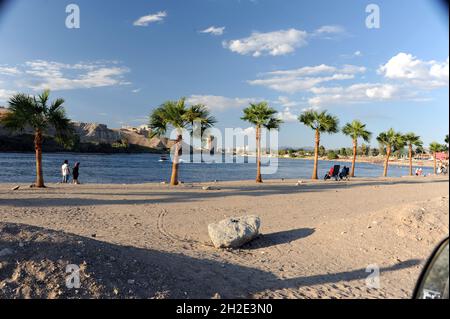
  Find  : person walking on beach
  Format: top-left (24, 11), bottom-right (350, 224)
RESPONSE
top-left (61, 160), bottom-right (70, 183)
top-left (72, 162), bottom-right (80, 184)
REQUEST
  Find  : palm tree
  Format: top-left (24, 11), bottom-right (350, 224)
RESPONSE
top-left (376, 129), bottom-right (405, 177)
top-left (403, 133), bottom-right (423, 176)
top-left (241, 102), bottom-right (283, 183)
top-left (429, 142), bottom-right (443, 175)
top-left (149, 98), bottom-right (216, 186)
top-left (0, 90), bottom-right (73, 187)
top-left (299, 110), bottom-right (339, 180)
top-left (342, 120), bottom-right (372, 177)
top-left (184, 103), bottom-right (217, 161)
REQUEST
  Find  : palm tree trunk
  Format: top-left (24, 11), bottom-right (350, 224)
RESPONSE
top-left (170, 135), bottom-right (182, 186)
top-left (350, 139), bottom-right (357, 177)
top-left (433, 152), bottom-right (437, 175)
top-left (312, 129), bottom-right (320, 180)
top-left (409, 144), bottom-right (413, 176)
top-left (34, 130), bottom-right (45, 188)
top-left (256, 125), bottom-right (262, 183)
top-left (383, 146), bottom-right (391, 177)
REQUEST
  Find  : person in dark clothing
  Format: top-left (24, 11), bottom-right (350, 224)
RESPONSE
top-left (72, 162), bottom-right (80, 184)
top-left (340, 166), bottom-right (350, 180)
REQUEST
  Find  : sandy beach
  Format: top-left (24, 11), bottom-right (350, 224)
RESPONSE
top-left (0, 176), bottom-right (448, 299)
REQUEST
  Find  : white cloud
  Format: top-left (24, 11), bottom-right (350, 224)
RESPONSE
top-left (248, 64), bottom-right (365, 93)
top-left (187, 95), bottom-right (259, 111)
top-left (301, 105), bottom-right (320, 112)
top-left (314, 25), bottom-right (346, 35)
top-left (273, 96), bottom-right (302, 108)
top-left (200, 26), bottom-right (225, 36)
top-left (239, 127), bottom-right (256, 136)
top-left (222, 25), bottom-right (346, 57)
top-left (0, 88), bottom-right (16, 101)
top-left (19, 60), bottom-right (130, 91)
top-left (223, 29), bottom-right (308, 57)
top-left (0, 66), bottom-right (21, 76)
top-left (277, 107), bottom-right (298, 122)
top-left (340, 51), bottom-right (363, 59)
top-left (378, 53), bottom-right (449, 88)
top-left (308, 83), bottom-right (406, 107)
top-left (132, 88), bottom-right (141, 93)
top-left (247, 53), bottom-right (448, 108)
top-left (133, 11), bottom-right (167, 27)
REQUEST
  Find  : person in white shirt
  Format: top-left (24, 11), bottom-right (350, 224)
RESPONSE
top-left (61, 160), bottom-right (71, 183)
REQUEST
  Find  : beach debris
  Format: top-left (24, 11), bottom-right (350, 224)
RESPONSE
top-left (91, 234), bottom-right (97, 238)
top-left (295, 180), bottom-right (304, 186)
top-left (212, 293), bottom-right (222, 299)
top-left (208, 215), bottom-right (261, 249)
top-left (202, 186), bottom-right (221, 191)
top-left (11, 185), bottom-right (20, 191)
top-left (0, 248), bottom-right (14, 257)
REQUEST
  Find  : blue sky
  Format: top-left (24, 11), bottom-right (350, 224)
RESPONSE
top-left (0, 0), bottom-right (448, 148)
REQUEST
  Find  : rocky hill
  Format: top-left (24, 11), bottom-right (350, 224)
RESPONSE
top-left (0, 107), bottom-right (169, 153)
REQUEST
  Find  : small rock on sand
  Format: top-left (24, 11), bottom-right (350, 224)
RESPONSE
top-left (11, 186), bottom-right (20, 191)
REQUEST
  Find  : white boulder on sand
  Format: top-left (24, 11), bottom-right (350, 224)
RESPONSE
top-left (208, 216), bottom-right (261, 249)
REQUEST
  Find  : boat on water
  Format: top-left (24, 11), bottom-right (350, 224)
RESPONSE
top-left (159, 155), bottom-right (169, 162)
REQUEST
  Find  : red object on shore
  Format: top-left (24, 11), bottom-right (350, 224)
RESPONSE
top-left (435, 152), bottom-right (449, 161)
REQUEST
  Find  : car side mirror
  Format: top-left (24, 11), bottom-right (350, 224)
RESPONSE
top-left (414, 238), bottom-right (449, 299)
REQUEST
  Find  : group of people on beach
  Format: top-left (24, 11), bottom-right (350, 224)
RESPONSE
top-left (437, 162), bottom-right (448, 175)
top-left (414, 167), bottom-right (424, 176)
top-left (61, 160), bottom-right (81, 184)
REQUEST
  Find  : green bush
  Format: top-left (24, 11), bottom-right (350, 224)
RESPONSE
top-left (327, 150), bottom-right (339, 160)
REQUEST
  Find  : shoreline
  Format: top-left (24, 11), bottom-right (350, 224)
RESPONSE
top-left (0, 174), bottom-right (445, 187)
top-left (275, 156), bottom-right (436, 168)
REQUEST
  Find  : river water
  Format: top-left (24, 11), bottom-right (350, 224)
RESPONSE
top-left (0, 152), bottom-right (433, 184)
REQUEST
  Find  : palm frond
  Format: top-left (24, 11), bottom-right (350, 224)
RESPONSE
top-left (48, 106), bottom-right (74, 146)
top-left (299, 110), bottom-right (339, 133)
top-left (403, 132), bottom-right (423, 148)
top-left (429, 142), bottom-right (443, 153)
top-left (241, 102), bottom-right (282, 129)
top-left (0, 93), bottom-right (36, 132)
top-left (342, 120), bottom-right (372, 142)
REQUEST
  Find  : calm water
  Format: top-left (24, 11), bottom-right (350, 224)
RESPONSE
top-left (0, 152), bottom-right (433, 184)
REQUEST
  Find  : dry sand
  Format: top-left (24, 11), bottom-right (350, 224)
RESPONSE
top-left (0, 176), bottom-right (448, 299)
